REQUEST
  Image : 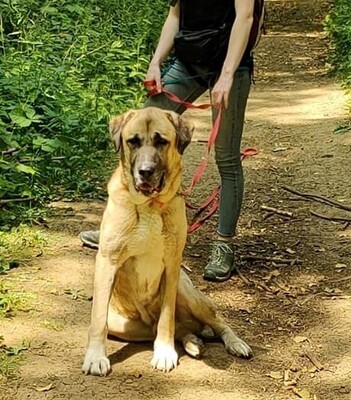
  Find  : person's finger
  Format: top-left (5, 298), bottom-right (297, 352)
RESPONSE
top-left (213, 91), bottom-right (223, 110)
top-left (223, 91), bottom-right (229, 109)
top-left (156, 76), bottom-right (163, 93)
top-left (144, 77), bottom-right (154, 91)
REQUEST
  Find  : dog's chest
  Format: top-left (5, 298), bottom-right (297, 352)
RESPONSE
top-left (127, 208), bottom-right (166, 294)
top-left (131, 208), bottom-right (164, 254)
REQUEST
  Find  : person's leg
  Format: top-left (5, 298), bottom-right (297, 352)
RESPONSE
top-left (80, 60), bottom-right (207, 248)
top-left (203, 67), bottom-right (251, 282)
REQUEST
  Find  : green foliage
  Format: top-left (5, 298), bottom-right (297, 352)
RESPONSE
top-left (0, 225), bottom-right (44, 319)
top-left (0, 335), bottom-right (28, 382)
top-left (325, 0), bottom-right (351, 112)
top-left (0, 281), bottom-right (34, 318)
top-left (0, 225), bottom-right (47, 274)
top-left (0, 0), bottom-right (166, 216)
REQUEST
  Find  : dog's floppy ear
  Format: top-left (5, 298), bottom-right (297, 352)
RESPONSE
top-left (166, 111), bottom-right (194, 154)
top-left (109, 111), bottom-right (135, 152)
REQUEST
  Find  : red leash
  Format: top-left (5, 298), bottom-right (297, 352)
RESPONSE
top-left (186, 148), bottom-right (258, 233)
top-left (143, 80), bottom-right (258, 233)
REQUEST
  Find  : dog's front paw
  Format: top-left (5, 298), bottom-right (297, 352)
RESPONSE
top-left (151, 343), bottom-right (178, 372)
top-left (82, 346), bottom-right (111, 376)
top-left (225, 336), bottom-right (252, 358)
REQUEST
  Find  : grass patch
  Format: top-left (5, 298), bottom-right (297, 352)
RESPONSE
top-left (0, 336), bottom-right (29, 383)
top-left (0, 225), bottom-right (46, 317)
top-left (41, 319), bottom-right (65, 332)
top-left (0, 225), bottom-right (47, 274)
top-left (0, 280), bottom-right (35, 318)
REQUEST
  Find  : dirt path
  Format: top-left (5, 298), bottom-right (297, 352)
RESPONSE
top-left (2, 0), bottom-right (351, 399)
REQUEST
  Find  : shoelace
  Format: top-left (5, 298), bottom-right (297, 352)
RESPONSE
top-left (210, 242), bottom-right (234, 265)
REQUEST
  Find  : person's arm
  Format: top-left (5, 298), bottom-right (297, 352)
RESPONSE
top-left (212, 0), bottom-right (254, 109)
top-left (145, 2), bottom-right (180, 93)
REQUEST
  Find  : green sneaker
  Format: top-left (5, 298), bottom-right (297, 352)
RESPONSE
top-left (79, 230), bottom-right (100, 249)
top-left (203, 240), bottom-right (235, 282)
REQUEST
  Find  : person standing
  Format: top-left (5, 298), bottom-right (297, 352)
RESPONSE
top-left (80, 0), bottom-right (256, 282)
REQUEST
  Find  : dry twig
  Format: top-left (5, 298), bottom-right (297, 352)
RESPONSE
top-left (261, 205), bottom-right (294, 218)
top-left (325, 275), bottom-right (351, 284)
top-left (241, 255), bottom-right (302, 265)
top-left (0, 197), bottom-right (35, 205)
top-left (304, 352), bottom-right (324, 371)
top-left (310, 210), bottom-right (351, 223)
top-left (282, 185), bottom-right (351, 212)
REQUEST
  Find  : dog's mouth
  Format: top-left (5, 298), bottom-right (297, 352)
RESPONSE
top-left (135, 173), bottom-right (165, 196)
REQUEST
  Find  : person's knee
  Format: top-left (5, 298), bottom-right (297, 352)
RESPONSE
top-left (215, 152), bottom-right (242, 178)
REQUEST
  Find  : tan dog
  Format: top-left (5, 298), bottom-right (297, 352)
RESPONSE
top-left (82, 107), bottom-right (252, 376)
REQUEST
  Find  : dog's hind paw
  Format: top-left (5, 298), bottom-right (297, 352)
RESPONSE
top-left (82, 347), bottom-right (111, 376)
top-left (225, 336), bottom-right (252, 359)
top-left (182, 333), bottom-right (204, 359)
top-left (151, 343), bottom-right (178, 372)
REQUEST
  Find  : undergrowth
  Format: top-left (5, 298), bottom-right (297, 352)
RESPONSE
top-left (0, 225), bottom-right (44, 384)
top-left (0, 335), bottom-right (29, 383)
top-left (325, 0), bottom-right (351, 114)
top-left (0, 225), bottom-right (45, 318)
top-left (0, 0), bottom-right (166, 225)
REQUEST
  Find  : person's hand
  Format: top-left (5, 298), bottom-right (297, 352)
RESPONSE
top-left (211, 74), bottom-right (234, 109)
top-left (145, 63), bottom-right (162, 93)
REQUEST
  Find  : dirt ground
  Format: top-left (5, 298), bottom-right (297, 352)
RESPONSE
top-left (2, 0), bottom-right (351, 399)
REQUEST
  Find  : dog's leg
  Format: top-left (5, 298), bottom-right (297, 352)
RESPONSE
top-left (150, 251), bottom-right (181, 372)
top-left (82, 252), bottom-right (118, 376)
top-left (150, 199), bottom-right (187, 372)
top-left (107, 305), bottom-right (155, 341)
top-left (178, 273), bottom-right (252, 358)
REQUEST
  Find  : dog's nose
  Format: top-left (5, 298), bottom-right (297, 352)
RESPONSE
top-left (139, 166), bottom-right (155, 180)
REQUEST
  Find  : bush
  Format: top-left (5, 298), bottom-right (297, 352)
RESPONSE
top-left (0, 0), bottom-right (166, 218)
top-left (325, 0), bottom-right (351, 99)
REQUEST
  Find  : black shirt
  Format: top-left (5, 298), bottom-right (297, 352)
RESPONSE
top-left (170, 0), bottom-right (235, 31)
top-left (169, 0), bottom-right (253, 77)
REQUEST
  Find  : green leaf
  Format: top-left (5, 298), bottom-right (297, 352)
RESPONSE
top-left (10, 110), bottom-right (32, 128)
top-left (333, 123), bottom-right (351, 134)
top-left (15, 164), bottom-right (36, 175)
top-left (32, 137), bottom-right (62, 153)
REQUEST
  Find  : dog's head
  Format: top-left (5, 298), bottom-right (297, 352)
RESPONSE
top-left (109, 107), bottom-right (194, 197)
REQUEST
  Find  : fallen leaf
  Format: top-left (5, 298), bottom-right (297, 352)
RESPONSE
top-left (272, 147), bottom-right (287, 152)
top-left (289, 365), bottom-right (299, 373)
top-left (181, 264), bottom-right (192, 273)
top-left (293, 387), bottom-right (315, 399)
top-left (284, 379), bottom-right (297, 387)
top-left (284, 369), bottom-right (290, 381)
top-left (132, 370), bottom-right (142, 378)
top-left (34, 383), bottom-right (54, 392)
top-left (314, 247), bottom-right (325, 253)
top-left (239, 308), bottom-right (252, 314)
top-left (335, 263), bottom-right (347, 269)
top-left (337, 386), bottom-right (350, 394)
top-left (293, 336), bottom-right (309, 343)
top-left (189, 253), bottom-right (201, 258)
top-left (267, 371), bottom-right (283, 380)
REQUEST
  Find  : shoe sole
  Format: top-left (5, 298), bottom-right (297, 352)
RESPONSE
top-left (81, 241), bottom-right (99, 250)
top-left (202, 269), bottom-right (233, 283)
top-left (79, 234), bottom-right (99, 250)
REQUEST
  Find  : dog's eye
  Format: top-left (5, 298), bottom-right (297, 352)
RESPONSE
top-left (154, 133), bottom-right (169, 147)
top-left (126, 135), bottom-right (141, 147)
